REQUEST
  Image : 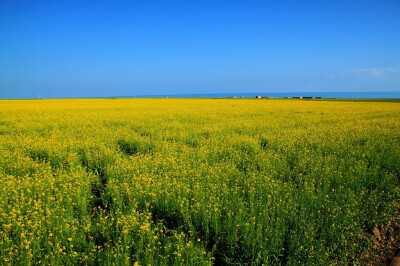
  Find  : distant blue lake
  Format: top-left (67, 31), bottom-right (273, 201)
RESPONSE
top-left (130, 92), bottom-right (400, 99)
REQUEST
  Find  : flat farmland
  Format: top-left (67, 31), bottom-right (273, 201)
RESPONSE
top-left (0, 98), bottom-right (399, 265)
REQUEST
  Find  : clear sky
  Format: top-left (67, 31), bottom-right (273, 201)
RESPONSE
top-left (1, 0), bottom-right (399, 99)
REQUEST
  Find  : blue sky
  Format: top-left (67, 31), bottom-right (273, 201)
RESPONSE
top-left (1, 0), bottom-right (399, 99)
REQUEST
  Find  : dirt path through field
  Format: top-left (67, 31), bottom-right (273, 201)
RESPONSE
top-left (360, 212), bottom-right (400, 265)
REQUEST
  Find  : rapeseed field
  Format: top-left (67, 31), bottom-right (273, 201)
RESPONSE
top-left (0, 98), bottom-right (399, 265)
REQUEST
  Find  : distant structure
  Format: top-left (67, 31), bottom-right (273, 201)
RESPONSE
top-left (292, 96), bottom-right (321, 99)
top-left (256, 96), bottom-right (261, 98)
top-left (261, 96), bottom-right (269, 98)
top-left (239, 96), bottom-right (245, 98)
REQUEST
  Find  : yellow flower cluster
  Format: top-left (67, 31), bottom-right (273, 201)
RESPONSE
top-left (0, 98), bottom-right (399, 264)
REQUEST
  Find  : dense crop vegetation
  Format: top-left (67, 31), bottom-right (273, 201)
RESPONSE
top-left (0, 98), bottom-right (399, 265)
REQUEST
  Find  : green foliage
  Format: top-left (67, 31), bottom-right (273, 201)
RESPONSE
top-left (117, 139), bottom-right (154, 156)
top-left (0, 98), bottom-right (399, 265)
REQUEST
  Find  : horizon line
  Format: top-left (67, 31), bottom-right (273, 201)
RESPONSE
top-left (1, 91), bottom-right (400, 100)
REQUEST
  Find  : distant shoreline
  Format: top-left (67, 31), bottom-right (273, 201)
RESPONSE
top-left (121, 92), bottom-right (400, 99)
top-left (2, 91), bottom-right (400, 100)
